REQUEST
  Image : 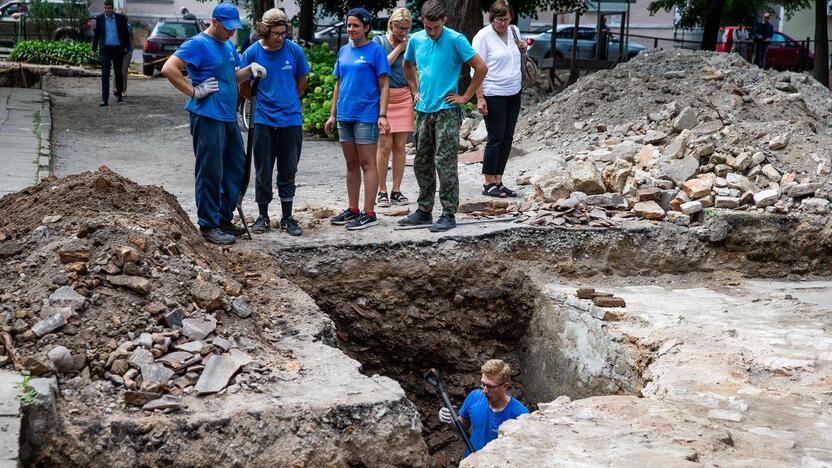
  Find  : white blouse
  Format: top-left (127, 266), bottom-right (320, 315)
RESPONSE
top-left (471, 24), bottom-right (522, 97)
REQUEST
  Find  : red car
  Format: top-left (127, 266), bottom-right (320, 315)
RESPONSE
top-left (717, 25), bottom-right (812, 71)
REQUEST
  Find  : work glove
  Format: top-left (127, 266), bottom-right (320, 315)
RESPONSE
top-left (250, 62), bottom-right (267, 79)
top-left (193, 77), bottom-right (219, 100)
top-left (438, 406), bottom-right (454, 424)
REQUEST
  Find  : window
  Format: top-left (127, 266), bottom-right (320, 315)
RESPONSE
top-left (153, 22), bottom-right (199, 38)
top-left (771, 32), bottom-right (795, 47)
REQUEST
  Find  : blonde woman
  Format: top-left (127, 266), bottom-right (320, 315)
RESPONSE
top-left (372, 7), bottom-right (418, 207)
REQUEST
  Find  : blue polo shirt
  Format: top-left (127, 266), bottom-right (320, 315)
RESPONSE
top-left (104, 14), bottom-right (119, 46)
top-left (403, 27), bottom-right (476, 114)
top-left (175, 32), bottom-right (242, 122)
top-left (458, 389), bottom-right (528, 457)
top-left (333, 41), bottom-right (390, 124)
top-left (241, 39), bottom-right (310, 128)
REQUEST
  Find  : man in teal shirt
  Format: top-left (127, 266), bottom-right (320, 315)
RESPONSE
top-left (400, 0), bottom-right (487, 232)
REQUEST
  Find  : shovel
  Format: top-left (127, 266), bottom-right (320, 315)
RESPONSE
top-left (235, 76), bottom-right (260, 240)
top-left (424, 368), bottom-right (476, 454)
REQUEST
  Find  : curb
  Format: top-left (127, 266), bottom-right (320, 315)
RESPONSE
top-left (37, 75), bottom-right (52, 181)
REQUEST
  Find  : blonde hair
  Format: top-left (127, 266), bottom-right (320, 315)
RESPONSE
top-left (256, 8), bottom-right (290, 39)
top-left (481, 359), bottom-right (511, 385)
top-left (387, 7), bottom-right (412, 32)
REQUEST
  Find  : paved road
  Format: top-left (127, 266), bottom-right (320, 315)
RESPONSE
top-left (0, 87), bottom-right (50, 197)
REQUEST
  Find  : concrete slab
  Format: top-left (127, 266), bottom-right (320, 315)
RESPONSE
top-left (0, 370), bottom-right (22, 466)
top-left (0, 87), bottom-right (44, 195)
top-left (466, 280), bottom-right (832, 467)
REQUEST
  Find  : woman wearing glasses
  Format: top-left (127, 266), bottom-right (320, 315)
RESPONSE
top-left (372, 7), bottom-right (418, 208)
top-left (472, 0), bottom-right (526, 198)
top-left (240, 8), bottom-right (310, 236)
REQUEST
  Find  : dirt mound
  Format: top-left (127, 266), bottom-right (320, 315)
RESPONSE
top-left (507, 49), bottom-right (832, 227)
top-left (0, 167), bottom-right (295, 413)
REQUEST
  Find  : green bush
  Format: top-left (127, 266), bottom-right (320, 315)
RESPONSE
top-left (10, 39), bottom-right (92, 66)
top-left (302, 43), bottom-right (337, 138)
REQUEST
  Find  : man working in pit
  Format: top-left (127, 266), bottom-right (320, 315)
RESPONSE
top-left (438, 359), bottom-right (528, 457)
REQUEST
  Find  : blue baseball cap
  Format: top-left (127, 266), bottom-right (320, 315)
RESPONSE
top-left (212, 3), bottom-right (242, 30)
top-left (346, 7), bottom-right (371, 25)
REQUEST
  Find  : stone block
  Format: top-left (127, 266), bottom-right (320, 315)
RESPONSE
top-left (682, 178), bottom-right (712, 199)
top-left (666, 211), bottom-right (690, 225)
top-left (753, 189), bottom-right (779, 207)
top-left (567, 161), bottom-right (605, 195)
top-left (680, 201), bottom-right (703, 215)
top-left (634, 201), bottom-right (665, 220)
top-left (714, 196), bottom-right (740, 209)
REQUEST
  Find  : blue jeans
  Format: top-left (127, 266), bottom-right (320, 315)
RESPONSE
top-left (337, 121), bottom-right (378, 144)
top-left (189, 112), bottom-right (245, 229)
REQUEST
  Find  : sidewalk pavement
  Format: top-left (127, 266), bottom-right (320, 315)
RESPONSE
top-left (0, 370), bottom-right (22, 468)
top-left (0, 86), bottom-right (51, 198)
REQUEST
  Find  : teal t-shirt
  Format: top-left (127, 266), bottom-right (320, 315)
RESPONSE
top-left (403, 27), bottom-right (476, 114)
top-left (175, 32), bottom-right (242, 122)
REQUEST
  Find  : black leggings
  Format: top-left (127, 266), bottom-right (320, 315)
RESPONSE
top-left (482, 92), bottom-right (521, 176)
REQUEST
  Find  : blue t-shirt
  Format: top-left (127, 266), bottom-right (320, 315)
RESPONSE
top-left (175, 32), bottom-right (242, 123)
top-left (333, 41), bottom-right (391, 124)
top-left (241, 40), bottom-right (310, 128)
top-left (458, 389), bottom-right (529, 457)
top-left (403, 27), bottom-right (476, 114)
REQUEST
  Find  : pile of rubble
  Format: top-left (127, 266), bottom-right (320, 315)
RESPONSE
top-left (512, 49), bottom-right (832, 226)
top-left (0, 168), bottom-right (294, 413)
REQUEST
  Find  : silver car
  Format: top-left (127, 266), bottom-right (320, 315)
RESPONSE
top-left (526, 25), bottom-right (645, 64)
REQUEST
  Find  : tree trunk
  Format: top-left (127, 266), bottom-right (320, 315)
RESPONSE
top-left (814, 0), bottom-right (830, 87)
top-left (567, 12), bottom-right (580, 85)
top-left (447, 0), bottom-right (482, 99)
top-left (251, 0), bottom-right (268, 23)
top-left (700, 0), bottom-right (725, 51)
top-left (299, 0), bottom-right (314, 43)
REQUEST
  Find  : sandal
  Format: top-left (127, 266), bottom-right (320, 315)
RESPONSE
top-left (377, 191), bottom-right (390, 207)
top-left (390, 191), bottom-right (409, 205)
top-left (483, 183), bottom-right (507, 198)
top-left (497, 183), bottom-right (518, 197)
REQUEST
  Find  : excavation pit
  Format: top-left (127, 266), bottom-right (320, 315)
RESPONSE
top-left (277, 249), bottom-right (646, 466)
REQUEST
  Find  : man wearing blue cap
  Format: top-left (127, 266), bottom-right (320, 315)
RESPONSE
top-left (162, 3), bottom-right (267, 245)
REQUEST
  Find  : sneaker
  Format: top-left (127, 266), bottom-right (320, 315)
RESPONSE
top-left (249, 215), bottom-right (271, 234)
top-left (429, 214), bottom-right (456, 232)
top-left (99, 101), bottom-right (108, 107)
top-left (346, 212), bottom-right (378, 231)
top-left (280, 217), bottom-right (303, 236)
top-left (116, 95), bottom-right (124, 103)
top-left (219, 220), bottom-right (247, 237)
top-left (331, 208), bottom-right (359, 225)
top-left (397, 209), bottom-right (432, 226)
top-left (200, 227), bottom-right (235, 245)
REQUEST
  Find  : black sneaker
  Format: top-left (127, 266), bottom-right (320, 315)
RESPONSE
top-left (429, 214), bottom-right (456, 232)
top-left (398, 209), bottom-right (432, 226)
top-left (249, 215), bottom-right (270, 234)
top-left (280, 217), bottom-right (303, 236)
top-left (116, 95), bottom-right (124, 103)
top-left (331, 208), bottom-right (359, 225)
top-left (99, 101), bottom-right (108, 107)
top-left (220, 220), bottom-right (247, 237)
top-left (200, 227), bottom-right (235, 245)
top-left (346, 212), bottom-right (378, 231)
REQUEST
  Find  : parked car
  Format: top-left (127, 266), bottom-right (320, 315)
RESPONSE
top-left (716, 26), bottom-right (812, 71)
top-left (313, 21), bottom-right (346, 51)
top-left (142, 19), bottom-right (202, 76)
top-left (314, 17), bottom-right (426, 51)
top-left (0, 0), bottom-right (93, 47)
top-left (525, 25), bottom-right (645, 65)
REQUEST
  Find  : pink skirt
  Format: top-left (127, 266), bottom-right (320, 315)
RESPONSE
top-left (387, 87), bottom-right (415, 133)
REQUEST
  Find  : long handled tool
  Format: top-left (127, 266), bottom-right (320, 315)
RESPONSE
top-left (236, 77), bottom-right (260, 240)
top-left (424, 368), bottom-right (476, 454)
top-left (394, 216), bottom-right (517, 231)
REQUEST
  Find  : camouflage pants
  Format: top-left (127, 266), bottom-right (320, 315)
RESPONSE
top-left (414, 108), bottom-right (462, 215)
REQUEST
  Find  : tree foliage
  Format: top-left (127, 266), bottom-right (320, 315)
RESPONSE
top-left (647, 0), bottom-right (810, 50)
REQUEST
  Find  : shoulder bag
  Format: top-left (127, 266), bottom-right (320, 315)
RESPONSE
top-left (510, 26), bottom-right (538, 88)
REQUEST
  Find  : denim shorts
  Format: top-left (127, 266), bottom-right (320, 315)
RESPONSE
top-left (337, 121), bottom-right (379, 145)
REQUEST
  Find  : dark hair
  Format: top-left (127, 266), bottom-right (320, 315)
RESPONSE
top-left (346, 7), bottom-right (372, 37)
top-left (421, 0), bottom-right (447, 21)
top-left (103, 0), bottom-right (114, 7)
top-left (488, 0), bottom-right (512, 22)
